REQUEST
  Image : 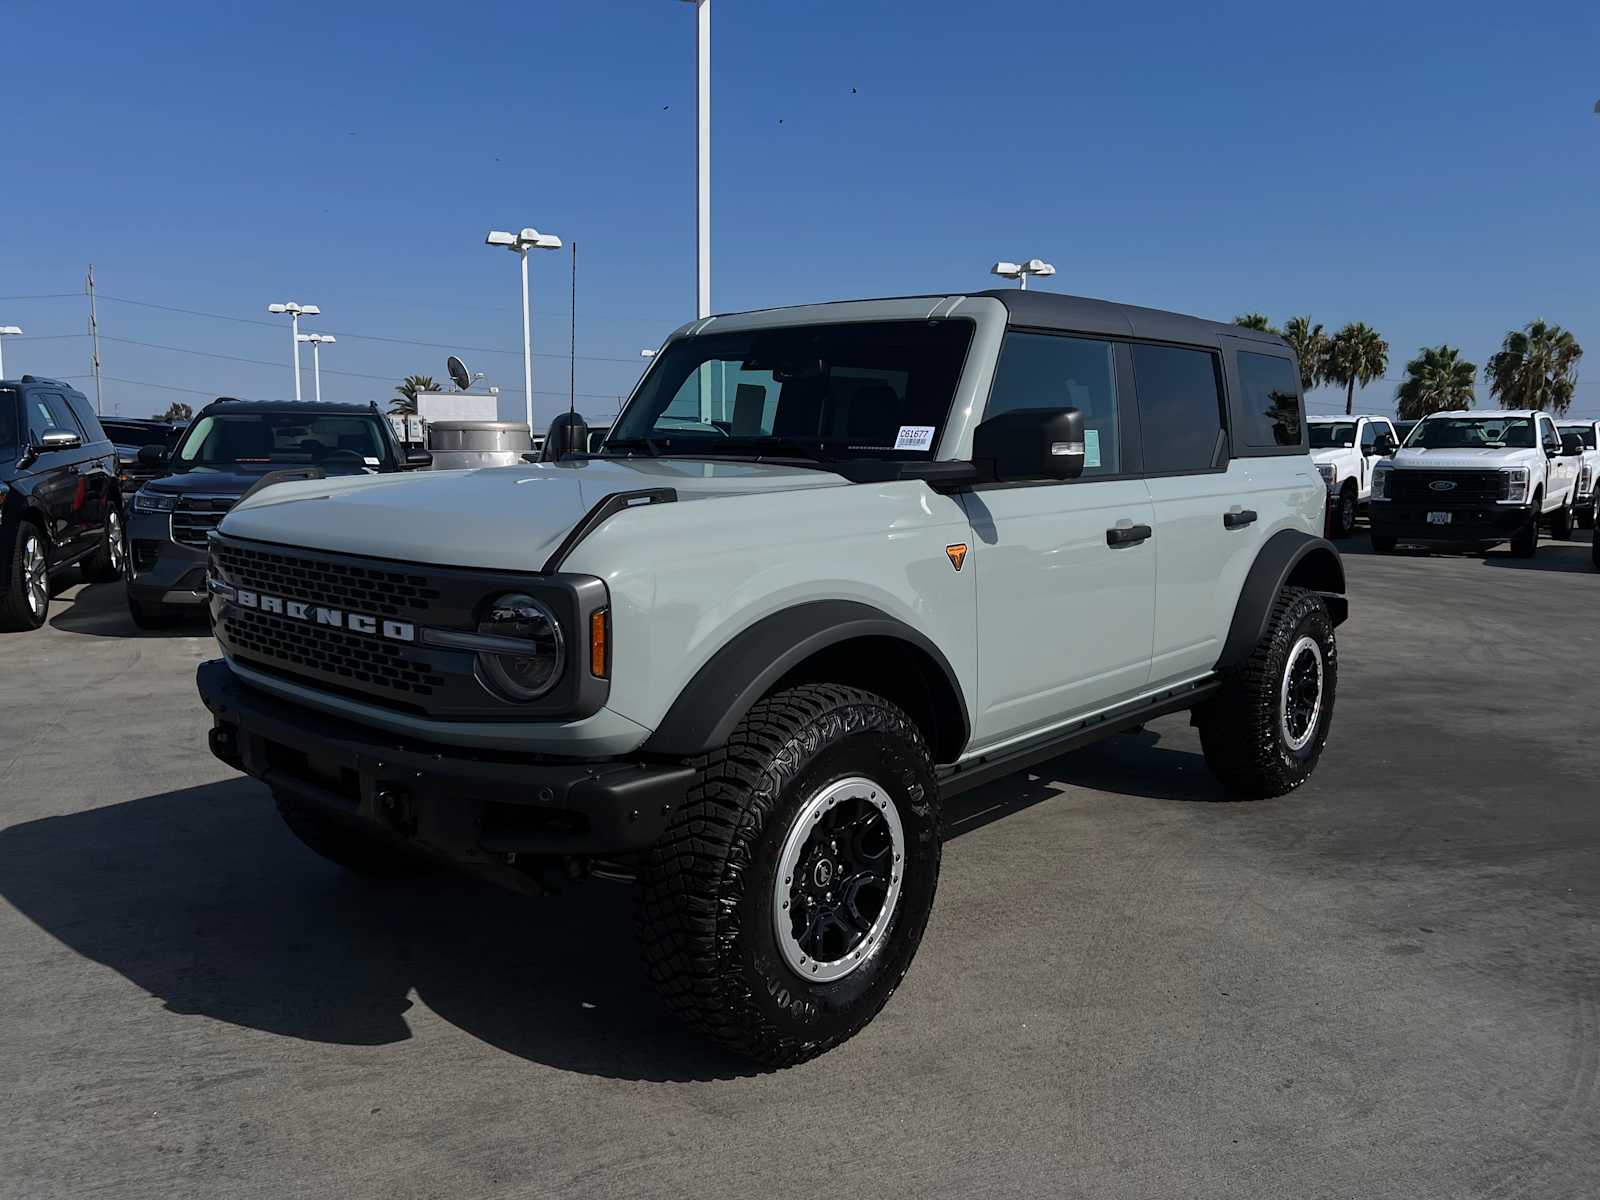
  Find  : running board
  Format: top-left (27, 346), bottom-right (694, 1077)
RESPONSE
top-left (936, 677), bottom-right (1221, 798)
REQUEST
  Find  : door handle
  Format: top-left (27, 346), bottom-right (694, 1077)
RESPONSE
top-left (1223, 509), bottom-right (1258, 529)
top-left (1105, 524), bottom-right (1153, 547)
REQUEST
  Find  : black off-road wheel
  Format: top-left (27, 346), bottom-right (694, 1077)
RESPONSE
top-left (0, 521), bottom-right (50, 632)
top-left (1370, 531), bottom-right (1398, 554)
top-left (638, 683), bottom-right (942, 1068)
top-left (1510, 498), bottom-right (1540, 559)
top-left (83, 506), bottom-right (126, 584)
top-left (1550, 488), bottom-right (1575, 541)
top-left (1196, 587), bottom-right (1337, 800)
top-left (274, 791), bottom-right (425, 878)
top-left (1330, 483), bottom-right (1357, 538)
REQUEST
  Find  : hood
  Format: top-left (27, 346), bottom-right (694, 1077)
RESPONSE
top-left (218, 457), bottom-right (852, 570)
top-left (145, 461), bottom-right (381, 497)
top-left (1389, 447), bottom-right (1535, 470)
top-left (1310, 446), bottom-right (1354, 464)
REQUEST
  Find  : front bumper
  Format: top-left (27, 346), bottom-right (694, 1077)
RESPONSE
top-left (197, 659), bottom-right (692, 863)
top-left (124, 509), bottom-right (207, 605)
top-left (1368, 501), bottom-right (1532, 544)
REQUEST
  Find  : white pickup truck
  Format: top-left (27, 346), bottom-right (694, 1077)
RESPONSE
top-left (1369, 409), bottom-right (1584, 557)
top-left (1557, 419), bottom-right (1598, 530)
top-left (1309, 414), bottom-right (1399, 537)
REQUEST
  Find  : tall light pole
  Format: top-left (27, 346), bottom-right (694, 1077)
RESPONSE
top-left (0, 326), bottom-right (20, 379)
top-left (297, 333), bottom-right (336, 403)
top-left (486, 228), bottom-right (562, 431)
top-left (268, 302), bottom-right (320, 401)
top-left (679, 0), bottom-right (710, 318)
top-left (991, 259), bottom-right (1057, 290)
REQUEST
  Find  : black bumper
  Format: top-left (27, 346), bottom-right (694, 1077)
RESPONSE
top-left (1368, 502), bottom-right (1532, 544)
top-left (196, 658), bottom-right (693, 862)
top-left (125, 511), bottom-right (208, 605)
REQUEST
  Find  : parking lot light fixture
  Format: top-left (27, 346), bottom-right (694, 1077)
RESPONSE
top-left (268, 302), bottom-right (320, 402)
top-left (0, 325), bottom-right (21, 378)
top-left (990, 259), bottom-right (1056, 290)
top-left (296, 332), bottom-right (336, 403)
top-left (485, 227), bottom-right (564, 431)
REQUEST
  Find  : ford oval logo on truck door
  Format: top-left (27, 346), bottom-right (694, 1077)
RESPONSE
top-left (1429, 480), bottom-right (1457, 492)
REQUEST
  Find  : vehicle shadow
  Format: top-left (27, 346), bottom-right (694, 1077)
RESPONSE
top-left (1480, 541), bottom-right (1597, 574)
top-left (48, 580), bottom-right (210, 639)
top-left (0, 779), bottom-right (750, 1083)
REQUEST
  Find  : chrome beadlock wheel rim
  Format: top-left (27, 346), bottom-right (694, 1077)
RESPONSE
top-left (773, 775), bottom-right (905, 983)
top-left (22, 534), bottom-right (47, 617)
top-left (1279, 635), bottom-right (1324, 753)
top-left (107, 512), bottom-right (124, 573)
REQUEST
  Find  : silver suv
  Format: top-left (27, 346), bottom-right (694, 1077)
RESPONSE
top-left (196, 291), bottom-right (1347, 1066)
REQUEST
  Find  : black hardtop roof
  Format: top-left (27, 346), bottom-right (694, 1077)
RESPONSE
top-left (976, 289), bottom-right (1288, 351)
top-left (201, 398), bottom-right (380, 416)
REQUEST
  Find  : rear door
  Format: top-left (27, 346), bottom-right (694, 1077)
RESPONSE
top-left (962, 330), bottom-right (1155, 750)
top-left (63, 391), bottom-right (115, 535)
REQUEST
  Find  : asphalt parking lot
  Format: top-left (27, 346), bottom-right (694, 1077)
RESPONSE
top-left (3, 535), bottom-right (1599, 1200)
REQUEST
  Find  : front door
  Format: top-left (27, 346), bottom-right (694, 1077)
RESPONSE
top-left (21, 391), bottom-right (85, 564)
top-left (961, 330), bottom-right (1155, 751)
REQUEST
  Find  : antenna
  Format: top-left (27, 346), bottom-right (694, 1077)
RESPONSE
top-left (569, 240), bottom-right (577, 419)
top-left (446, 355), bottom-right (472, 391)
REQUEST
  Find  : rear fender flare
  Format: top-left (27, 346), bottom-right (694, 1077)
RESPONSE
top-left (1217, 530), bottom-right (1347, 672)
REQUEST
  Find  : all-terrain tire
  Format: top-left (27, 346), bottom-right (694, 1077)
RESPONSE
top-left (1370, 531), bottom-right (1398, 554)
top-left (1550, 488), bottom-right (1575, 541)
top-left (274, 791), bottom-right (425, 877)
top-left (1330, 483), bottom-right (1357, 538)
top-left (0, 520), bottom-right (49, 632)
top-left (83, 506), bottom-right (126, 584)
top-left (638, 683), bottom-right (942, 1068)
top-left (1510, 497), bottom-right (1539, 559)
top-left (1196, 587), bottom-right (1336, 800)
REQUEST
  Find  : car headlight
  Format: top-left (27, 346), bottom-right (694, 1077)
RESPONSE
top-left (1370, 466), bottom-right (1390, 500)
top-left (132, 491), bottom-right (176, 514)
top-left (1316, 462), bottom-right (1336, 489)
top-left (1500, 467), bottom-right (1530, 504)
top-left (474, 593), bottom-right (564, 701)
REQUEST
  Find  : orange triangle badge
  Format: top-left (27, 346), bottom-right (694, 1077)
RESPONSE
top-left (945, 544), bottom-right (968, 572)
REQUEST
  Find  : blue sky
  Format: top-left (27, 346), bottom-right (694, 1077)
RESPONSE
top-left (3, 0), bottom-right (1598, 424)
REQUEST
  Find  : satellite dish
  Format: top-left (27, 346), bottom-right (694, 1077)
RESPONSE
top-left (446, 355), bottom-right (472, 391)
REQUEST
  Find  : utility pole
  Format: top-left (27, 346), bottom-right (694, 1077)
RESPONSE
top-left (86, 265), bottom-right (104, 414)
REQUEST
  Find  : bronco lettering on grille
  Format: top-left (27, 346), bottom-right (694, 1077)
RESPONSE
top-left (208, 579), bottom-right (416, 643)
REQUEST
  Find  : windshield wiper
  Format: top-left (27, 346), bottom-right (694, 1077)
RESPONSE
top-left (602, 436), bottom-right (662, 457)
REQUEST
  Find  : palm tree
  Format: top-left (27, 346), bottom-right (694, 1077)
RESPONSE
top-left (1325, 322), bottom-right (1389, 415)
top-left (157, 401), bottom-right (193, 422)
top-left (1484, 320), bottom-right (1583, 415)
top-left (1394, 345), bottom-right (1476, 419)
top-left (391, 375), bottom-right (438, 415)
top-left (1281, 316), bottom-right (1329, 392)
top-left (1233, 312), bottom-right (1279, 334)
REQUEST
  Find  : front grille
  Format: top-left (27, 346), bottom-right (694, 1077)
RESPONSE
top-left (172, 496), bottom-right (237, 548)
top-left (224, 607), bottom-right (445, 698)
top-left (212, 542), bottom-right (441, 618)
top-left (1387, 470), bottom-right (1505, 504)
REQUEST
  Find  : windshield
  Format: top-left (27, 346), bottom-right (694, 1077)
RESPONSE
top-left (174, 412), bottom-right (392, 468)
top-left (1406, 415), bottom-right (1534, 450)
top-left (1560, 424), bottom-right (1597, 450)
top-left (606, 320), bottom-right (975, 462)
top-left (1308, 422), bottom-right (1356, 449)
top-left (0, 389), bottom-right (17, 454)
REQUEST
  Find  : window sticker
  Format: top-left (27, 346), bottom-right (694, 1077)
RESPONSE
top-left (363, 456), bottom-right (381, 467)
top-left (893, 425), bottom-right (935, 452)
top-left (1084, 429), bottom-right (1101, 468)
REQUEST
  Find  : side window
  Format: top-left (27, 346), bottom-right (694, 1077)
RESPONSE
top-left (1236, 352), bottom-right (1302, 448)
top-left (1359, 421), bottom-right (1378, 451)
top-left (985, 332), bottom-right (1120, 476)
top-left (1131, 344), bottom-right (1227, 473)
top-left (25, 392), bottom-right (79, 444)
top-left (1541, 418), bottom-right (1561, 454)
top-left (64, 393), bottom-right (106, 444)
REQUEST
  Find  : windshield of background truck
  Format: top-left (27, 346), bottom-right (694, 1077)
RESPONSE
top-left (1406, 415), bottom-right (1534, 450)
top-left (1559, 424), bottom-right (1597, 449)
top-left (1309, 422), bottom-right (1356, 448)
top-left (174, 412), bottom-right (392, 468)
top-left (606, 320), bottom-right (975, 461)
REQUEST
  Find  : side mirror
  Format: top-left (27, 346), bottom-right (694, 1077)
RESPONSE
top-left (1561, 433), bottom-right (1584, 457)
top-left (1372, 433), bottom-right (1398, 456)
top-left (137, 443), bottom-right (168, 465)
top-left (972, 407), bottom-right (1085, 482)
top-left (40, 429), bottom-right (82, 452)
top-left (404, 449), bottom-right (433, 469)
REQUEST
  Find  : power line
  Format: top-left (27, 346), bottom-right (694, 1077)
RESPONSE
top-left (0, 293), bottom-right (80, 301)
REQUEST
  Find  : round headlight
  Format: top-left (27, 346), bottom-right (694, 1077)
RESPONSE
top-left (475, 593), bottom-right (564, 701)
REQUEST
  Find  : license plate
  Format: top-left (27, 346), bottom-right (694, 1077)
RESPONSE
top-left (1427, 511), bottom-right (1452, 525)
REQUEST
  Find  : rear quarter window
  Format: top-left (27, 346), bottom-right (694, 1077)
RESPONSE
top-left (1235, 353), bottom-right (1302, 449)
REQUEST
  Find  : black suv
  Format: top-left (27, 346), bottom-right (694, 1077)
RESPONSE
top-left (1, 376), bottom-right (125, 631)
top-left (126, 398), bottom-right (430, 627)
top-left (103, 417), bottom-right (184, 502)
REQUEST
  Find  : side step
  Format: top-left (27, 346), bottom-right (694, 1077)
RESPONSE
top-left (936, 677), bottom-right (1220, 798)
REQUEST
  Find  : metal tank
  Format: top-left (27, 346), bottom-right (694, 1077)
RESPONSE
top-left (425, 421), bottom-right (532, 470)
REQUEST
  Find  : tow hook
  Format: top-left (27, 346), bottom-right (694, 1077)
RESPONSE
top-left (373, 787), bottom-right (417, 837)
